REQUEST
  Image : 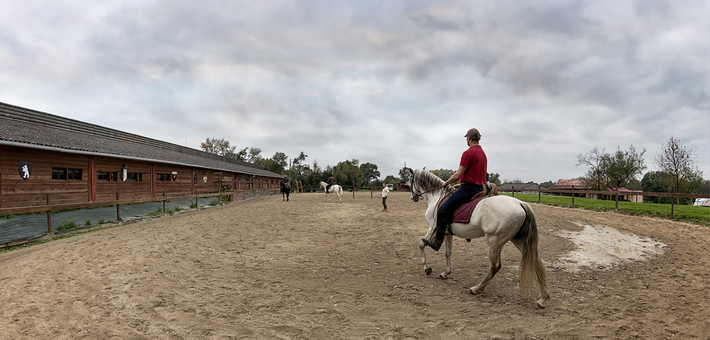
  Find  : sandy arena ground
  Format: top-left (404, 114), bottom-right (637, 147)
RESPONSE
top-left (0, 191), bottom-right (708, 339)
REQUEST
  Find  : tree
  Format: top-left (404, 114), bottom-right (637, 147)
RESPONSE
top-left (602, 145), bottom-right (646, 191)
top-left (256, 158), bottom-right (282, 174)
top-left (398, 166), bottom-right (412, 183)
top-left (383, 175), bottom-right (400, 184)
top-left (272, 152), bottom-right (288, 171)
top-left (576, 147), bottom-right (607, 190)
top-left (255, 151), bottom-right (288, 174)
top-left (360, 162), bottom-right (380, 185)
top-left (200, 137), bottom-right (237, 157)
top-left (654, 136), bottom-right (705, 196)
top-left (333, 160), bottom-right (364, 188)
top-left (488, 173), bottom-right (501, 186)
top-left (289, 151), bottom-right (309, 183)
top-left (246, 147), bottom-right (262, 164)
top-left (641, 171), bottom-right (668, 203)
top-left (430, 169), bottom-right (455, 182)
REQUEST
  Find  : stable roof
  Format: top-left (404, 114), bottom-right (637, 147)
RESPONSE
top-left (0, 102), bottom-right (282, 178)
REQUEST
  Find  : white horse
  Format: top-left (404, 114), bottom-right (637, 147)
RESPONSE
top-left (406, 168), bottom-right (550, 309)
top-left (320, 181), bottom-right (343, 203)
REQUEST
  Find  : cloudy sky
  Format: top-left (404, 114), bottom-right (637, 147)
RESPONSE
top-left (1, 0), bottom-right (708, 183)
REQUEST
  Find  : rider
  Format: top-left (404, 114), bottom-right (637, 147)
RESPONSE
top-left (422, 128), bottom-right (487, 251)
top-left (281, 174), bottom-right (291, 187)
top-left (326, 175), bottom-right (334, 192)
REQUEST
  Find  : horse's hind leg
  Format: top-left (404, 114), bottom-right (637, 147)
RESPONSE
top-left (439, 234), bottom-right (454, 279)
top-left (470, 244), bottom-right (503, 295)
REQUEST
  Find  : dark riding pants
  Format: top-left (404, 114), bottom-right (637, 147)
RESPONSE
top-left (382, 197), bottom-right (387, 210)
top-left (435, 183), bottom-right (483, 240)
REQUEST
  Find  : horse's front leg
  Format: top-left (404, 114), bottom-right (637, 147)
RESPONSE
top-left (439, 234), bottom-right (453, 279)
top-left (420, 229), bottom-right (434, 276)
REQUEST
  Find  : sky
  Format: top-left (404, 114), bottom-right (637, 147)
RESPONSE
top-left (1, 0), bottom-right (708, 183)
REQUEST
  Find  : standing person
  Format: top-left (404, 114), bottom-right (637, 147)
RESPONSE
top-left (381, 183), bottom-right (390, 212)
top-left (422, 128), bottom-right (487, 251)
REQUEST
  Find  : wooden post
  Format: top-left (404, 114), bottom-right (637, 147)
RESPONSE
top-left (196, 190), bottom-right (199, 209)
top-left (571, 185), bottom-right (575, 207)
top-left (162, 191), bottom-right (166, 213)
top-left (46, 194), bottom-right (52, 234)
top-left (538, 185), bottom-right (541, 203)
top-left (353, 181), bottom-right (355, 199)
top-left (0, 145), bottom-right (3, 208)
top-left (671, 188), bottom-right (675, 219)
top-left (615, 192), bottom-right (619, 211)
top-left (116, 192), bottom-right (121, 221)
top-left (512, 186), bottom-right (515, 197)
top-left (371, 182), bottom-right (373, 199)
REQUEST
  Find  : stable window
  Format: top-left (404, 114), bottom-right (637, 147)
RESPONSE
top-left (98, 171), bottom-right (118, 181)
top-left (98, 172), bottom-right (109, 181)
top-left (67, 169), bottom-right (82, 180)
top-left (193, 170), bottom-right (197, 184)
top-left (52, 168), bottom-right (82, 180)
top-left (52, 168), bottom-right (67, 180)
top-left (126, 173), bottom-right (142, 182)
top-left (156, 173), bottom-right (171, 181)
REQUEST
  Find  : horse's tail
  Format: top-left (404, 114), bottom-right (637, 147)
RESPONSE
top-left (516, 203), bottom-right (549, 301)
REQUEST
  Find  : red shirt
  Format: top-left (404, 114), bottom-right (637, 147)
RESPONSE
top-left (459, 145), bottom-right (487, 185)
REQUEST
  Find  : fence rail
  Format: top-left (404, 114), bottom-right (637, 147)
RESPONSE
top-left (0, 185), bottom-right (280, 240)
top-left (501, 185), bottom-right (708, 218)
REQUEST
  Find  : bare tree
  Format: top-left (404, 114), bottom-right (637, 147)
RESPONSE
top-left (654, 136), bottom-right (704, 194)
top-left (576, 147), bottom-right (607, 190)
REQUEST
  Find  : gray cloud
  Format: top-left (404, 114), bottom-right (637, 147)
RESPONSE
top-left (0, 0), bottom-right (707, 182)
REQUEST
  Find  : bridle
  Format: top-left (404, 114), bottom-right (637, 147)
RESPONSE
top-left (410, 170), bottom-right (447, 201)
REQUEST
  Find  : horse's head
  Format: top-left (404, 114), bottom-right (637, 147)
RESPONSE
top-left (408, 167), bottom-right (445, 202)
top-left (404, 167), bottom-right (420, 202)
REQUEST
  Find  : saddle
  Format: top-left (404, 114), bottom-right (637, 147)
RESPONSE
top-left (437, 191), bottom-right (486, 224)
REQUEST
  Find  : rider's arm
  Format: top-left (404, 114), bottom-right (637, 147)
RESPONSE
top-left (443, 165), bottom-right (466, 187)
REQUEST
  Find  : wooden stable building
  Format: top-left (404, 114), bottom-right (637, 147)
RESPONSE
top-left (0, 102), bottom-right (284, 214)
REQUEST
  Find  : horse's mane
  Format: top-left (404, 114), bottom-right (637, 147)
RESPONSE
top-left (414, 169), bottom-right (448, 193)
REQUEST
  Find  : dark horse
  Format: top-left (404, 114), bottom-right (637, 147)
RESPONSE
top-left (281, 181), bottom-right (291, 201)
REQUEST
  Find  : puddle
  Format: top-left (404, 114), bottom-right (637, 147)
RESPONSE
top-left (552, 222), bottom-right (666, 272)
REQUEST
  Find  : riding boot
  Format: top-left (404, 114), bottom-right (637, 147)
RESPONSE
top-left (423, 213), bottom-right (448, 251)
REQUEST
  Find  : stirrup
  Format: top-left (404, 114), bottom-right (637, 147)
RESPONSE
top-left (422, 238), bottom-right (442, 251)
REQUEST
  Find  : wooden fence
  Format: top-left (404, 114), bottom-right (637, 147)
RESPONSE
top-left (501, 185), bottom-right (708, 218)
top-left (0, 181), bottom-right (279, 236)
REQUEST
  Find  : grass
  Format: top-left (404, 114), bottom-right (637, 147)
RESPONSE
top-left (506, 193), bottom-right (710, 226)
top-left (56, 220), bottom-right (80, 231)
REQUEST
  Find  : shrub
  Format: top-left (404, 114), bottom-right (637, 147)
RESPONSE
top-left (57, 220), bottom-right (80, 231)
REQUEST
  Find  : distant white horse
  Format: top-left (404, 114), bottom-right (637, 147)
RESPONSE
top-left (320, 181), bottom-right (343, 203)
top-left (406, 168), bottom-right (550, 309)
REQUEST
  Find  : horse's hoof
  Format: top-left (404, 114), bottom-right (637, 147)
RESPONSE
top-left (466, 239), bottom-right (471, 242)
top-left (425, 267), bottom-right (432, 275)
top-left (469, 288), bottom-right (480, 295)
top-left (535, 302), bottom-right (545, 310)
top-left (438, 274), bottom-right (447, 280)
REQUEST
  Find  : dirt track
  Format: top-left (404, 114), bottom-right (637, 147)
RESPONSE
top-left (1, 191), bottom-right (708, 339)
